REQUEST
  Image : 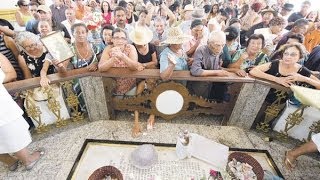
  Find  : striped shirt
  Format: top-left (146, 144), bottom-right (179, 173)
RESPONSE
top-left (0, 35), bottom-right (23, 80)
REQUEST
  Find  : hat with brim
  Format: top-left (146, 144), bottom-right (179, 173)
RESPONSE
top-left (130, 144), bottom-right (158, 169)
top-left (261, 8), bottom-right (277, 16)
top-left (282, 3), bottom-right (294, 11)
top-left (129, 26), bottom-right (153, 45)
top-left (162, 27), bottom-right (191, 45)
top-left (37, 5), bottom-right (51, 13)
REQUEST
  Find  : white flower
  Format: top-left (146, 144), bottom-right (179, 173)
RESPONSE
top-left (28, 63), bottom-right (36, 70)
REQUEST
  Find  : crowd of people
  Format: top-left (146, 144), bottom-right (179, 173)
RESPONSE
top-left (1, 0), bottom-right (320, 172)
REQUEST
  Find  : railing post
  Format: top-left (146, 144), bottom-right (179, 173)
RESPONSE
top-left (79, 76), bottom-right (110, 121)
top-left (228, 83), bottom-right (270, 129)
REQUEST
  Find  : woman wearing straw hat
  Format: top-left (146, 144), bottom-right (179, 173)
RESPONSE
top-left (160, 27), bottom-right (191, 81)
top-left (129, 26), bottom-right (158, 136)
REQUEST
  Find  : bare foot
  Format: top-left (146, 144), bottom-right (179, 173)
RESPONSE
top-left (147, 116), bottom-right (155, 130)
top-left (132, 123), bottom-right (142, 138)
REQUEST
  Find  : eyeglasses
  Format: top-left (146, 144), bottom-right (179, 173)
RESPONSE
top-left (283, 52), bottom-right (299, 57)
top-left (113, 36), bottom-right (127, 41)
top-left (23, 42), bottom-right (39, 50)
top-left (22, 4), bottom-right (29, 6)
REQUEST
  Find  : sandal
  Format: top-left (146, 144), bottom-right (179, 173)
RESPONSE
top-left (284, 151), bottom-right (297, 171)
top-left (8, 160), bottom-right (19, 171)
top-left (25, 148), bottom-right (45, 171)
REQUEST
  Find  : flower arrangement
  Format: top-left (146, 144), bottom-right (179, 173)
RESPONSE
top-left (83, 11), bottom-right (103, 31)
top-left (208, 169), bottom-right (223, 180)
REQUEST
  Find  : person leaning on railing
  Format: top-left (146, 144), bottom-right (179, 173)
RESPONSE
top-left (189, 31), bottom-right (231, 103)
top-left (0, 53), bottom-right (45, 171)
top-left (159, 27), bottom-right (191, 81)
top-left (98, 28), bottom-right (144, 96)
top-left (129, 26), bottom-right (158, 137)
top-left (228, 34), bottom-right (269, 77)
top-left (53, 23), bottom-right (102, 113)
top-left (15, 31), bottom-right (70, 126)
top-left (249, 43), bottom-right (320, 127)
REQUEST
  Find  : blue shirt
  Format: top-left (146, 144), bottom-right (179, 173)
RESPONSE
top-left (159, 47), bottom-right (188, 73)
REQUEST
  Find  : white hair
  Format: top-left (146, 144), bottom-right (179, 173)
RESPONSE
top-left (208, 31), bottom-right (226, 43)
top-left (15, 31), bottom-right (41, 50)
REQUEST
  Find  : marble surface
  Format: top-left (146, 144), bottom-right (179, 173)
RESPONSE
top-left (229, 83), bottom-right (270, 129)
top-left (0, 116), bottom-right (319, 179)
top-left (79, 76), bottom-right (109, 121)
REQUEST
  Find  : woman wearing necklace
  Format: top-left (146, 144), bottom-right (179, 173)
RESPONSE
top-left (15, 31), bottom-right (70, 127)
top-left (129, 26), bottom-right (157, 136)
top-left (57, 23), bottom-right (102, 112)
top-left (16, 31), bottom-right (55, 83)
top-left (228, 34), bottom-right (269, 77)
top-left (70, 23), bottom-right (101, 71)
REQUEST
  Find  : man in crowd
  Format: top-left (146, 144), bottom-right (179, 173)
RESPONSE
top-left (275, 18), bottom-right (309, 50)
top-left (246, 7), bottom-right (277, 38)
top-left (61, 8), bottom-right (82, 43)
top-left (27, 5), bottom-right (71, 42)
top-left (50, 0), bottom-right (67, 24)
top-left (189, 31), bottom-right (230, 102)
top-left (279, 3), bottom-right (294, 20)
top-left (286, 0), bottom-right (311, 30)
top-left (113, 6), bottom-right (134, 36)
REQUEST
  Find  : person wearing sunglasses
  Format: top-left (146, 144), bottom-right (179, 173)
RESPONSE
top-left (15, 0), bottom-right (33, 29)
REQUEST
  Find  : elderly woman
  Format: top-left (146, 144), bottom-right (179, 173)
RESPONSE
top-left (0, 53), bottom-right (44, 171)
top-left (250, 43), bottom-right (320, 90)
top-left (228, 34), bottom-right (269, 77)
top-left (16, 32), bottom-right (55, 84)
top-left (254, 16), bottom-right (288, 55)
top-left (99, 28), bottom-right (144, 95)
top-left (99, 29), bottom-right (143, 137)
top-left (250, 43), bottom-right (320, 128)
top-left (15, 31), bottom-right (70, 127)
top-left (160, 27), bottom-right (191, 81)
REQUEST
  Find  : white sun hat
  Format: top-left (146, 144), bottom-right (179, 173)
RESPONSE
top-left (161, 27), bottom-right (191, 45)
top-left (130, 144), bottom-right (158, 169)
top-left (129, 26), bottom-right (153, 45)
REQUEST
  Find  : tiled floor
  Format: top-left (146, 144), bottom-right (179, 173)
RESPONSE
top-left (0, 114), bottom-right (320, 179)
